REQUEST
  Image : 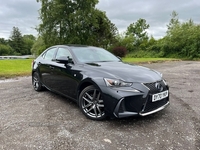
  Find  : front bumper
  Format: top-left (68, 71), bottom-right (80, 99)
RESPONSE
top-left (113, 92), bottom-right (169, 118)
top-left (139, 101), bottom-right (169, 116)
top-left (100, 80), bottom-right (169, 118)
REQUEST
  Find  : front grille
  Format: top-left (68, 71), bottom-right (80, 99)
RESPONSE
top-left (143, 80), bottom-right (167, 94)
top-left (116, 81), bottom-right (169, 116)
top-left (142, 80), bottom-right (169, 113)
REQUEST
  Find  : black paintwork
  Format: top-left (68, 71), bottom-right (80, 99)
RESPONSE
top-left (32, 45), bottom-right (169, 118)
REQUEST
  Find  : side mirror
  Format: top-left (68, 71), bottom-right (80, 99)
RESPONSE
top-left (56, 56), bottom-right (73, 64)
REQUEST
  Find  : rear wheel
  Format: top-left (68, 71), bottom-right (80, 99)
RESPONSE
top-left (79, 85), bottom-right (106, 120)
top-left (32, 72), bottom-right (43, 91)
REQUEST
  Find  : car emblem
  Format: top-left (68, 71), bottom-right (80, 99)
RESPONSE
top-left (155, 82), bottom-right (163, 92)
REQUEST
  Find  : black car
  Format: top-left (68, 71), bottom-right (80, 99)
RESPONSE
top-left (32, 45), bottom-right (169, 120)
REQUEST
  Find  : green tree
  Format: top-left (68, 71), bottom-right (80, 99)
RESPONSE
top-left (126, 18), bottom-right (150, 49)
top-left (37, 0), bottom-right (97, 46)
top-left (167, 11), bottom-right (180, 33)
top-left (160, 11), bottom-right (200, 59)
top-left (112, 32), bottom-right (135, 52)
top-left (0, 38), bottom-right (8, 45)
top-left (0, 38), bottom-right (14, 55)
top-left (9, 27), bottom-right (25, 55)
top-left (36, 0), bottom-right (117, 48)
top-left (31, 37), bottom-right (46, 56)
top-left (23, 35), bottom-right (36, 55)
top-left (89, 9), bottom-right (118, 49)
top-left (156, 11), bottom-right (181, 57)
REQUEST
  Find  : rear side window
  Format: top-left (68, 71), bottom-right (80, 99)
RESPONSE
top-left (43, 48), bottom-right (57, 60)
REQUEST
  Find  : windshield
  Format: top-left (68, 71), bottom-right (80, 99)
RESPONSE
top-left (71, 47), bottom-right (120, 63)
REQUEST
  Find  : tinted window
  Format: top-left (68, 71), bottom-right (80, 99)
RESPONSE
top-left (43, 48), bottom-right (57, 60)
top-left (56, 48), bottom-right (72, 59)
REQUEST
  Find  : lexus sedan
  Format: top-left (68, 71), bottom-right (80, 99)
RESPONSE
top-left (32, 45), bottom-right (169, 120)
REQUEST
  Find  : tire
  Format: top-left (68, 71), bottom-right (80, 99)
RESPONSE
top-left (32, 72), bottom-right (43, 91)
top-left (79, 85), bottom-right (106, 120)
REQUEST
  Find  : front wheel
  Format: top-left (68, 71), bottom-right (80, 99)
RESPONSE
top-left (79, 85), bottom-right (106, 120)
top-left (32, 72), bottom-right (43, 91)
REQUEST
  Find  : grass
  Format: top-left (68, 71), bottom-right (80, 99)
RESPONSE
top-left (0, 59), bottom-right (33, 78)
top-left (122, 57), bottom-right (180, 63)
top-left (0, 58), bottom-right (180, 79)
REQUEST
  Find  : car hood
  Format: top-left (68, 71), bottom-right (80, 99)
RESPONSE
top-left (84, 62), bottom-right (162, 83)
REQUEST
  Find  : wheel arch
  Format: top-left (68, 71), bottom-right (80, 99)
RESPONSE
top-left (32, 67), bottom-right (42, 81)
top-left (77, 78), bottom-right (103, 102)
top-left (78, 81), bottom-right (107, 120)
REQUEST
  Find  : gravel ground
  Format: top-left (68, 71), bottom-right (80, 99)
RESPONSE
top-left (0, 61), bottom-right (200, 150)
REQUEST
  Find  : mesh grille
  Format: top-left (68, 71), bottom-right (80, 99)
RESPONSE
top-left (143, 80), bottom-right (166, 94)
top-left (142, 80), bottom-right (169, 113)
top-left (143, 96), bottom-right (169, 113)
top-left (116, 81), bottom-right (169, 115)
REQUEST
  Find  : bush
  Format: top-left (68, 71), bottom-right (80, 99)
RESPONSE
top-left (0, 44), bottom-right (13, 55)
top-left (112, 46), bottom-right (127, 57)
top-left (126, 50), bottom-right (161, 58)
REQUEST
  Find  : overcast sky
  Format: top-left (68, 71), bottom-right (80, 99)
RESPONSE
top-left (0, 0), bottom-right (199, 39)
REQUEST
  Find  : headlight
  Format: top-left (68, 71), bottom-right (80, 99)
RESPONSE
top-left (104, 78), bottom-right (132, 87)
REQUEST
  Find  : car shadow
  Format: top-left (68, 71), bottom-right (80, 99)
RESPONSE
top-left (42, 90), bottom-right (170, 129)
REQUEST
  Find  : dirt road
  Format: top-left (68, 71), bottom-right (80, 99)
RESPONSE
top-left (0, 61), bottom-right (200, 150)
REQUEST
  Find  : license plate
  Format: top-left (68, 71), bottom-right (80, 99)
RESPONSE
top-left (152, 90), bottom-right (168, 102)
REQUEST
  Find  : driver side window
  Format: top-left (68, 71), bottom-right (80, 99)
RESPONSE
top-left (56, 48), bottom-right (72, 59)
top-left (43, 48), bottom-right (57, 60)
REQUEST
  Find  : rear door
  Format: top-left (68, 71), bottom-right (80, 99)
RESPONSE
top-left (38, 47), bottom-right (57, 89)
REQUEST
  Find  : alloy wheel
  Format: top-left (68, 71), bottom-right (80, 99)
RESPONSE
top-left (32, 72), bottom-right (43, 91)
top-left (79, 86), bottom-right (106, 120)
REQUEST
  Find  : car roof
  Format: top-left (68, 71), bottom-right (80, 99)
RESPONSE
top-left (65, 44), bottom-right (89, 47)
top-left (54, 44), bottom-right (90, 48)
